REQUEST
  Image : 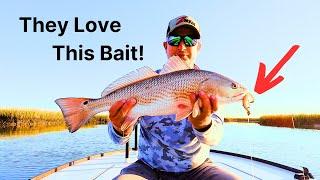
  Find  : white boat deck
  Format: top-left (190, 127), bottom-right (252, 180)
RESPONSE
top-left (32, 149), bottom-right (306, 180)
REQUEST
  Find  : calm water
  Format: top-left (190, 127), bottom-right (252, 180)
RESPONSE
top-left (0, 123), bottom-right (319, 179)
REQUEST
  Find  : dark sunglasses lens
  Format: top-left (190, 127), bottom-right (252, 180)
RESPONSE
top-left (184, 36), bottom-right (198, 46)
top-left (167, 36), bottom-right (181, 46)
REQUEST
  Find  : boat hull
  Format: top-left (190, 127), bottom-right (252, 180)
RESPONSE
top-left (32, 149), bottom-right (313, 180)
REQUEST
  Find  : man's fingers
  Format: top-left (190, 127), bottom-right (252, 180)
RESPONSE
top-left (198, 91), bottom-right (211, 115)
top-left (109, 100), bottom-right (126, 118)
top-left (210, 95), bottom-right (218, 113)
top-left (189, 92), bottom-right (197, 105)
top-left (120, 98), bottom-right (137, 117)
top-left (113, 98), bottom-right (137, 121)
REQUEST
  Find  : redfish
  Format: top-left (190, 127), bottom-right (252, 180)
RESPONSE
top-left (55, 56), bottom-right (254, 133)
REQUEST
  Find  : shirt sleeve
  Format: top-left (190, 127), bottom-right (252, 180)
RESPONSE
top-left (192, 113), bottom-right (224, 146)
top-left (107, 122), bottom-right (131, 145)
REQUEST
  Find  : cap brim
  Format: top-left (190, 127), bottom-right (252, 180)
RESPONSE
top-left (168, 24), bottom-right (200, 39)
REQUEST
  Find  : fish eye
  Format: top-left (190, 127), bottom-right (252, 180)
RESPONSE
top-left (231, 83), bottom-right (238, 89)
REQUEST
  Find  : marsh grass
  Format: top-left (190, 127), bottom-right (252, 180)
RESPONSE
top-left (259, 114), bottom-right (320, 129)
top-left (2, 108), bottom-right (319, 135)
top-left (0, 108), bottom-right (109, 133)
top-left (224, 117), bottom-right (260, 123)
top-left (0, 125), bottom-right (68, 138)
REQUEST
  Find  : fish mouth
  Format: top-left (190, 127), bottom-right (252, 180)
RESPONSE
top-left (232, 92), bottom-right (245, 98)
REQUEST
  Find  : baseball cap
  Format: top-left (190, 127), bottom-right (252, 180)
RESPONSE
top-left (166, 15), bottom-right (201, 39)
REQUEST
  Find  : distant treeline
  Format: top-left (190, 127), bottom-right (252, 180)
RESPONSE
top-left (0, 108), bottom-right (109, 129)
top-left (259, 114), bottom-right (320, 129)
top-left (224, 117), bottom-right (260, 123)
top-left (226, 114), bottom-right (320, 130)
top-left (1, 109), bottom-right (320, 131)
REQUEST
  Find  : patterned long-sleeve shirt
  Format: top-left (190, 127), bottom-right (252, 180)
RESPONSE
top-left (108, 113), bottom-right (223, 172)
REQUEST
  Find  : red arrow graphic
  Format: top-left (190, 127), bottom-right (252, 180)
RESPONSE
top-left (254, 45), bottom-right (300, 94)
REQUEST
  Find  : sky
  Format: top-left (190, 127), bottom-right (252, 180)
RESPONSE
top-left (1, 0), bottom-right (319, 118)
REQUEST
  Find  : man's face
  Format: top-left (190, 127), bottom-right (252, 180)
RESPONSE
top-left (163, 26), bottom-right (201, 68)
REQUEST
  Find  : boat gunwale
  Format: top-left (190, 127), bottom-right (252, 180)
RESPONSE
top-left (31, 148), bottom-right (313, 179)
top-left (210, 149), bottom-right (310, 175)
top-left (30, 150), bottom-right (126, 180)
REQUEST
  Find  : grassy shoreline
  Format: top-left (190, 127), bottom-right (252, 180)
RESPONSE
top-left (226, 114), bottom-right (320, 130)
top-left (258, 114), bottom-right (320, 129)
top-left (1, 109), bottom-right (320, 133)
top-left (224, 117), bottom-right (260, 123)
top-left (0, 108), bottom-right (109, 129)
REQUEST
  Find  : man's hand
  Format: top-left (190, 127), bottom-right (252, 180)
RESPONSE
top-left (109, 98), bottom-right (137, 136)
top-left (188, 91), bottom-right (218, 131)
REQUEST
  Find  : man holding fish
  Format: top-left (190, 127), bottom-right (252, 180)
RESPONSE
top-left (55, 15), bottom-right (254, 179)
top-left (109, 15), bottom-right (241, 180)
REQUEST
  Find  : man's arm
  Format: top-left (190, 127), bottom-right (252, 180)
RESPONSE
top-left (107, 122), bottom-right (133, 145)
top-left (192, 113), bottom-right (223, 146)
top-left (188, 91), bottom-right (223, 146)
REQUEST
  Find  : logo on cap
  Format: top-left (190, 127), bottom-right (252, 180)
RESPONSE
top-left (175, 16), bottom-right (196, 26)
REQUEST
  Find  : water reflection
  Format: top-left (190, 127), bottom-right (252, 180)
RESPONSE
top-left (0, 123), bottom-right (319, 179)
top-left (0, 124), bottom-right (97, 139)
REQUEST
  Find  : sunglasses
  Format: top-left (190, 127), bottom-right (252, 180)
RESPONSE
top-left (166, 35), bottom-right (199, 47)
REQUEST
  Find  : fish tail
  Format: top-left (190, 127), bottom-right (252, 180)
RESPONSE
top-left (55, 97), bottom-right (95, 133)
